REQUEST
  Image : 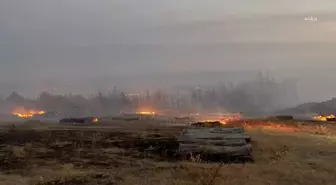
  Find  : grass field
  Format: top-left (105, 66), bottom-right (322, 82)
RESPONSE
top-left (0, 120), bottom-right (335, 185)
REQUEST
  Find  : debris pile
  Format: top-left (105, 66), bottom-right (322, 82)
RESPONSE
top-left (59, 117), bottom-right (99, 125)
top-left (178, 122), bottom-right (252, 162)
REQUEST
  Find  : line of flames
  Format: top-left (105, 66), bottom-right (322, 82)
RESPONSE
top-left (136, 111), bottom-right (156, 115)
top-left (200, 115), bottom-right (242, 125)
top-left (12, 109), bottom-right (46, 118)
top-left (313, 114), bottom-right (335, 121)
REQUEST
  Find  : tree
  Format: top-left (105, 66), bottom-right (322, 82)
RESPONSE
top-left (6, 92), bottom-right (25, 104)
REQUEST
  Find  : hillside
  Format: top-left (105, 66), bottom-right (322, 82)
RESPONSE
top-left (280, 98), bottom-right (336, 115)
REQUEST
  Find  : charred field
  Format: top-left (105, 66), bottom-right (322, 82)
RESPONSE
top-left (0, 119), bottom-right (336, 185)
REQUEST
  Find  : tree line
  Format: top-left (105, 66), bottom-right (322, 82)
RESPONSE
top-left (0, 73), bottom-right (299, 117)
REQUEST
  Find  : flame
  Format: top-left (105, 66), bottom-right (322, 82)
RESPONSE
top-left (202, 120), bottom-right (226, 124)
top-left (313, 114), bottom-right (335, 121)
top-left (92, 117), bottom-right (99, 123)
top-left (242, 121), bottom-right (298, 132)
top-left (220, 115), bottom-right (241, 123)
top-left (12, 107), bottom-right (46, 118)
top-left (198, 113), bottom-right (241, 125)
top-left (136, 111), bottom-right (156, 115)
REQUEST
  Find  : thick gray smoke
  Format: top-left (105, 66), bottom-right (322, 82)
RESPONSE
top-left (1, 1), bottom-right (336, 102)
top-left (0, 73), bottom-right (299, 118)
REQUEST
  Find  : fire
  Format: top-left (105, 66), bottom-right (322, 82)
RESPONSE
top-left (136, 111), bottom-right (156, 115)
top-left (313, 114), bottom-right (336, 121)
top-left (198, 113), bottom-right (241, 125)
top-left (220, 115), bottom-right (241, 123)
top-left (242, 121), bottom-right (298, 132)
top-left (92, 117), bottom-right (99, 123)
top-left (12, 107), bottom-right (46, 118)
top-left (202, 120), bottom-right (226, 124)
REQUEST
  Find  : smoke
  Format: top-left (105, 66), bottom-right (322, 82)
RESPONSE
top-left (0, 73), bottom-right (299, 118)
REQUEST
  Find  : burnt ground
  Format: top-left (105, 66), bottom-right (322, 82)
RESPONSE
top-left (0, 120), bottom-right (336, 185)
top-left (0, 123), bottom-right (183, 171)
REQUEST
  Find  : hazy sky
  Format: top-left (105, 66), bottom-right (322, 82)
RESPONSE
top-left (1, 0), bottom-right (336, 100)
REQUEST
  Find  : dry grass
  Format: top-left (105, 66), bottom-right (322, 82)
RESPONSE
top-left (0, 120), bottom-right (336, 185)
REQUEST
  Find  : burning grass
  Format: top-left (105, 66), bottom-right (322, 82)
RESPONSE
top-left (226, 119), bottom-right (336, 136)
top-left (0, 120), bottom-right (336, 185)
top-left (313, 114), bottom-right (336, 121)
top-left (12, 107), bottom-right (46, 118)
